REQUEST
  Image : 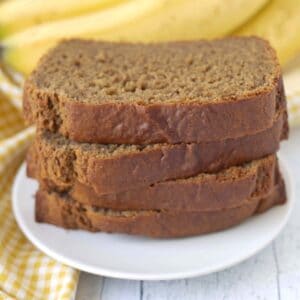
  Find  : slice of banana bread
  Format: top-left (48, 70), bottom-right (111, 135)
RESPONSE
top-left (35, 176), bottom-right (286, 238)
top-left (24, 37), bottom-right (284, 145)
top-left (29, 110), bottom-right (287, 194)
top-left (29, 153), bottom-right (277, 211)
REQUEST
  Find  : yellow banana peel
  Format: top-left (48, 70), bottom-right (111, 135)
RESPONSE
top-left (237, 0), bottom-right (300, 65)
top-left (0, 0), bottom-right (125, 38)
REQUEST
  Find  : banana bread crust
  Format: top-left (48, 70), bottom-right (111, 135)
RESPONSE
top-left (29, 154), bottom-right (277, 211)
top-left (35, 178), bottom-right (286, 238)
top-left (29, 110), bottom-right (287, 194)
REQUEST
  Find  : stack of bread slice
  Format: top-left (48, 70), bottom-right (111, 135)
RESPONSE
top-left (24, 37), bottom-right (288, 238)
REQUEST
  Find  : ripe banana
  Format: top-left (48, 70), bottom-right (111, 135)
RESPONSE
top-left (236, 0), bottom-right (300, 65)
top-left (1, 0), bottom-right (269, 75)
top-left (98, 0), bottom-right (270, 42)
top-left (0, 0), bottom-right (125, 38)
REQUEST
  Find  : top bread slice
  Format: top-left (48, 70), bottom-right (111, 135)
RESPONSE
top-left (24, 37), bottom-right (283, 145)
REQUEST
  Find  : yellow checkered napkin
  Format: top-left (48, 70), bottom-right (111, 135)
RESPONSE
top-left (0, 69), bottom-right (79, 300)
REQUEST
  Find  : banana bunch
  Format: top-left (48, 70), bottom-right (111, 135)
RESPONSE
top-left (0, 0), bottom-right (268, 75)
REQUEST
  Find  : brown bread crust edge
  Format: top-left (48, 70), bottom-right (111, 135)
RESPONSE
top-left (30, 110), bottom-right (287, 195)
top-left (29, 155), bottom-right (277, 212)
top-left (23, 74), bottom-right (284, 145)
top-left (35, 177), bottom-right (286, 238)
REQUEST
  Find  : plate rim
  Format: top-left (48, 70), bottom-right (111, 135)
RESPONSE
top-left (12, 154), bottom-right (295, 280)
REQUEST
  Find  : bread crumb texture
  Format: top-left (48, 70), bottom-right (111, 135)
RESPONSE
top-left (28, 37), bottom-right (280, 104)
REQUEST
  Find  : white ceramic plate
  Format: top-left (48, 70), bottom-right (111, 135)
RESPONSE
top-left (12, 155), bottom-right (295, 280)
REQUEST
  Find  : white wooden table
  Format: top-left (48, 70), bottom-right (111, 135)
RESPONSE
top-left (75, 127), bottom-right (300, 300)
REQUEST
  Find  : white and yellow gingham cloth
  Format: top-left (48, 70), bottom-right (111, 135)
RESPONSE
top-left (0, 68), bottom-right (79, 300)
